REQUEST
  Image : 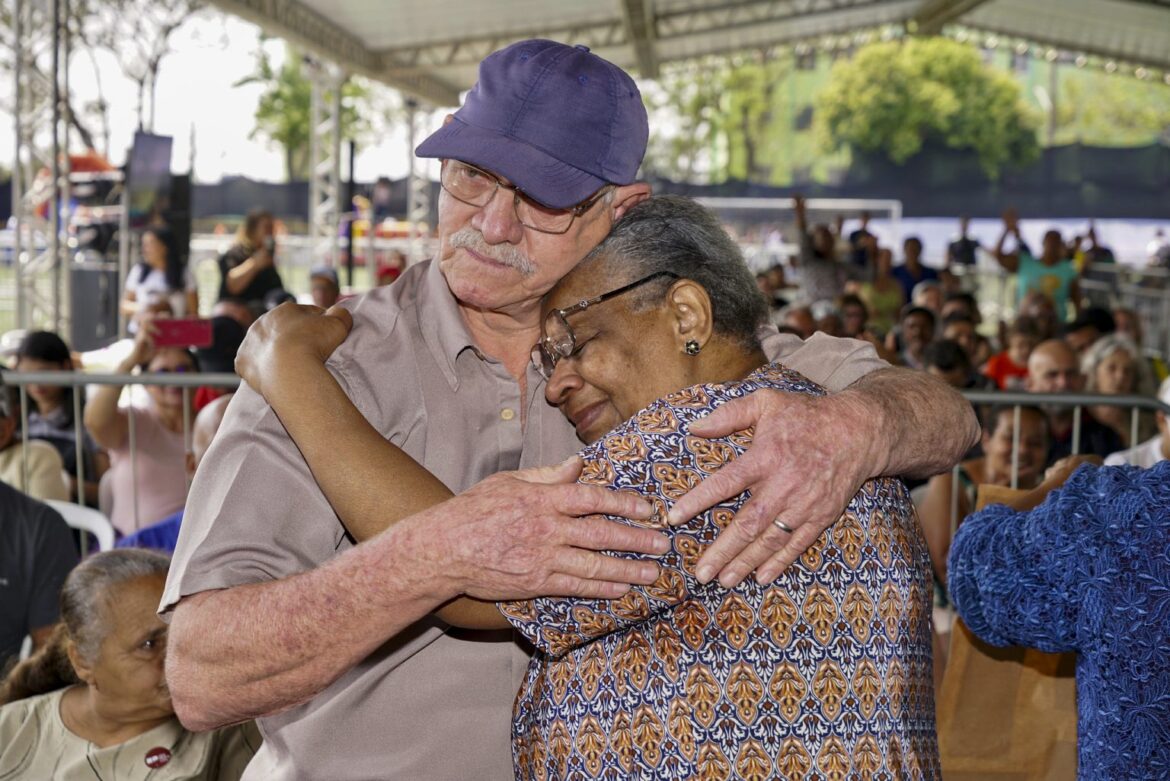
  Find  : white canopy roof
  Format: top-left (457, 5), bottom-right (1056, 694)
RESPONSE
top-left (210, 0), bottom-right (1170, 105)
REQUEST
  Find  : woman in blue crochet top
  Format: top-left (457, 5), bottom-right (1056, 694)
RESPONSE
top-left (948, 457), bottom-right (1170, 781)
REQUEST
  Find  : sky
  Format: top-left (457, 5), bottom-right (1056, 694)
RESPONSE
top-left (1, 9), bottom-right (442, 184)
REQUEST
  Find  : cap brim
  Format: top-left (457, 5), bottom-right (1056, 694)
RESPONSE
top-left (416, 118), bottom-right (607, 210)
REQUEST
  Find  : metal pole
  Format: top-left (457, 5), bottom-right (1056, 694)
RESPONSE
top-left (19, 385), bottom-right (30, 494)
top-left (61, 0), bottom-right (73, 339)
top-left (1071, 405), bottom-right (1082, 456)
top-left (128, 394), bottom-right (139, 531)
top-left (13, 0), bottom-right (25, 328)
top-left (73, 386), bottom-right (85, 508)
top-left (50, 0), bottom-right (62, 333)
top-left (1010, 405), bottom-right (1021, 490)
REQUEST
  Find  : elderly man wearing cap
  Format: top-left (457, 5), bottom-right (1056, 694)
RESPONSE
top-left (164, 40), bottom-right (976, 779)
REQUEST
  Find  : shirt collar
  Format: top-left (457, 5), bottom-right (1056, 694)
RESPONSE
top-left (419, 259), bottom-right (489, 390)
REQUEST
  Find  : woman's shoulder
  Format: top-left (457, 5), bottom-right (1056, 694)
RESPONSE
top-left (0, 689), bottom-right (66, 746)
top-left (588, 362), bottom-right (825, 461)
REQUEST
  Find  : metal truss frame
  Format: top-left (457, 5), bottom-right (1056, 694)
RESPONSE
top-left (12, 0), bottom-right (71, 334)
top-left (306, 56), bottom-right (343, 270)
top-left (402, 99), bottom-right (432, 266)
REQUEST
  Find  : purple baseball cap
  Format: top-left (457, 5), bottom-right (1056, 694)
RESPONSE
top-left (416, 39), bottom-right (648, 210)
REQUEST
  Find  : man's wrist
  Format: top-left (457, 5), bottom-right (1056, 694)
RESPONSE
top-left (372, 507), bottom-right (463, 607)
top-left (831, 383), bottom-right (893, 479)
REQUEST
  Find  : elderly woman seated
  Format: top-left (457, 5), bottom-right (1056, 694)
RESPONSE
top-left (0, 549), bottom-right (259, 778)
top-left (238, 195), bottom-right (939, 778)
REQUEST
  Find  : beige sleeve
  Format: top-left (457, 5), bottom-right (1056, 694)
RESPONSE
top-left (758, 327), bottom-right (890, 392)
top-left (161, 379), bottom-right (361, 615)
top-left (27, 443), bottom-right (69, 502)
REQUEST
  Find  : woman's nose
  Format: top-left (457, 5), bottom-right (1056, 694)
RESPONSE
top-left (545, 359), bottom-right (583, 406)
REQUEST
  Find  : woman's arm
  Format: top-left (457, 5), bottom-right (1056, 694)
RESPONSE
top-left (184, 289), bottom-right (199, 318)
top-left (917, 470), bottom-right (970, 583)
top-left (119, 288), bottom-right (139, 319)
top-left (83, 327), bottom-right (156, 450)
top-left (223, 248), bottom-right (271, 297)
top-left (237, 305), bottom-right (507, 629)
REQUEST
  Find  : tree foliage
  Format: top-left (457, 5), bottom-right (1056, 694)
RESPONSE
top-left (643, 51), bottom-right (793, 184)
top-left (815, 38), bottom-right (1041, 177)
top-left (236, 43), bottom-right (383, 181)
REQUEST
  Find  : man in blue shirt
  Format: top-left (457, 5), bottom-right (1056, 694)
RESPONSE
top-left (116, 394), bottom-right (233, 553)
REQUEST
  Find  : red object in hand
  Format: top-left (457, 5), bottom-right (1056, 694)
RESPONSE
top-left (153, 318), bottom-right (214, 349)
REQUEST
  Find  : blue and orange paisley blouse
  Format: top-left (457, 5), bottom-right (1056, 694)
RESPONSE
top-left (500, 362), bottom-right (940, 780)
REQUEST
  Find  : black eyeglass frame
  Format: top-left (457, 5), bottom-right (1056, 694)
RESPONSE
top-left (530, 270), bottom-right (681, 380)
top-left (440, 159), bottom-right (614, 235)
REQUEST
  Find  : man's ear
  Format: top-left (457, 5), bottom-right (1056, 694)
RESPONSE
top-left (666, 279), bottom-right (714, 348)
top-left (442, 113), bottom-right (456, 126)
top-left (610, 183), bottom-right (652, 221)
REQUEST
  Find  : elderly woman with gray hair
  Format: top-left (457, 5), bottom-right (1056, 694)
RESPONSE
top-left (0, 550), bottom-right (258, 779)
top-left (235, 195), bottom-right (939, 778)
top-left (1081, 333), bottom-right (1157, 447)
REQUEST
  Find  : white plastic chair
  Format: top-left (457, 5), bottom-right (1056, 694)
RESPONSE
top-left (46, 500), bottom-right (116, 552)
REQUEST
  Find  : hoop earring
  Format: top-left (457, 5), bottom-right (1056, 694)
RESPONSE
top-left (685, 339), bottom-right (701, 356)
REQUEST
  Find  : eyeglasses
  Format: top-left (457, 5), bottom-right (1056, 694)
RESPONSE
top-left (153, 365), bottom-right (192, 374)
top-left (440, 160), bottom-right (614, 235)
top-left (530, 271), bottom-right (680, 380)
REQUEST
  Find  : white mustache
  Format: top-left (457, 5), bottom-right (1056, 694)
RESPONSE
top-left (449, 229), bottom-right (535, 276)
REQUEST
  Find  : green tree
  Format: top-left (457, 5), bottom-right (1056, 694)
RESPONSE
top-left (644, 51), bottom-right (794, 184)
top-left (1053, 69), bottom-right (1170, 146)
top-left (236, 43), bottom-right (379, 181)
top-left (815, 38), bottom-right (1041, 178)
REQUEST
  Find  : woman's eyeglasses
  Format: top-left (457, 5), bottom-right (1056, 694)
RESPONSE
top-left (530, 271), bottom-right (680, 380)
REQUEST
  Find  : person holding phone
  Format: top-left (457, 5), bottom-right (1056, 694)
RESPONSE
top-left (120, 226), bottom-right (198, 334)
top-left (217, 209), bottom-right (285, 315)
top-left (84, 319), bottom-right (200, 536)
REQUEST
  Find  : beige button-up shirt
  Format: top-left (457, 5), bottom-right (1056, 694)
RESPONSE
top-left (163, 259), bottom-right (887, 780)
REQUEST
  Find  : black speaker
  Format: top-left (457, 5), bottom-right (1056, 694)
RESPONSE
top-left (168, 173), bottom-right (192, 269)
top-left (70, 262), bottom-right (120, 352)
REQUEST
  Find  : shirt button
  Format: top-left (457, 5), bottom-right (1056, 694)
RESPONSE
top-left (500, 408), bottom-right (516, 421)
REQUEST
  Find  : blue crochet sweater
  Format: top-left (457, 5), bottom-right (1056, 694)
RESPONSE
top-left (948, 461), bottom-right (1170, 780)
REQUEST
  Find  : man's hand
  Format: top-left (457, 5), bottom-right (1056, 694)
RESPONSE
top-left (433, 457), bottom-right (669, 601)
top-left (235, 302), bottom-right (352, 401)
top-left (666, 389), bottom-right (875, 588)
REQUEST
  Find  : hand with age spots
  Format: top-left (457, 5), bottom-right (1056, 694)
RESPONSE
top-left (666, 388), bottom-right (876, 588)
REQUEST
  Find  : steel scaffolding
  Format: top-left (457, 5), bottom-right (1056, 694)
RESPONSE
top-left (306, 56), bottom-right (343, 269)
top-left (11, 0), bottom-right (72, 334)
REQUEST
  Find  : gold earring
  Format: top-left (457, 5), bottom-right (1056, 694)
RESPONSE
top-left (685, 339), bottom-right (701, 356)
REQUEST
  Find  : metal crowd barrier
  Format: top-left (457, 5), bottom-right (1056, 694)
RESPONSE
top-left (4, 370), bottom-right (240, 540)
top-left (951, 262), bottom-right (1170, 363)
top-left (933, 390), bottom-right (1170, 636)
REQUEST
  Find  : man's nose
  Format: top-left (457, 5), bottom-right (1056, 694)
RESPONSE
top-left (472, 188), bottom-right (524, 245)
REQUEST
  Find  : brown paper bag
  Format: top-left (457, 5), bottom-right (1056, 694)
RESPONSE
top-left (936, 484), bottom-right (1079, 780)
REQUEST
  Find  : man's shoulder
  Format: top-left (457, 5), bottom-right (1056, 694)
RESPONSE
top-left (325, 263), bottom-right (436, 369)
top-left (0, 480), bottom-right (66, 535)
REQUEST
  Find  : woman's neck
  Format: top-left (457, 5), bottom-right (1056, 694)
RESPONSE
top-left (690, 344), bottom-right (768, 388)
top-left (60, 685), bottom-right (172, 749)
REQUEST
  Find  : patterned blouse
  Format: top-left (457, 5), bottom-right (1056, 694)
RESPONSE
top-left (500, 362), bottom-right (940, 780)
top-left (949, 461), bottom-right (1170, 781)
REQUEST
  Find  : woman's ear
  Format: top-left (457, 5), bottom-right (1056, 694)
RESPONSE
top-left (66, 639), bottom-right (93, 685)
top-left (666, 280), bottom-right (714, 350)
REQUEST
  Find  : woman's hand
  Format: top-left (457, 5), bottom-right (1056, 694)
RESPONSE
top-left (1042, 455), bottom-right (1102, 488)
top-left (126, 319), bottom-right (158, 369)
top-left (235, 302), bottom-right (353, 402)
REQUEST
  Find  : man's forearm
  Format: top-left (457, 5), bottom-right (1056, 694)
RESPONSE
top-left (167, 513), bottom-right (453, 731)
top-left (843, 367), bottom-right (980, 480)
